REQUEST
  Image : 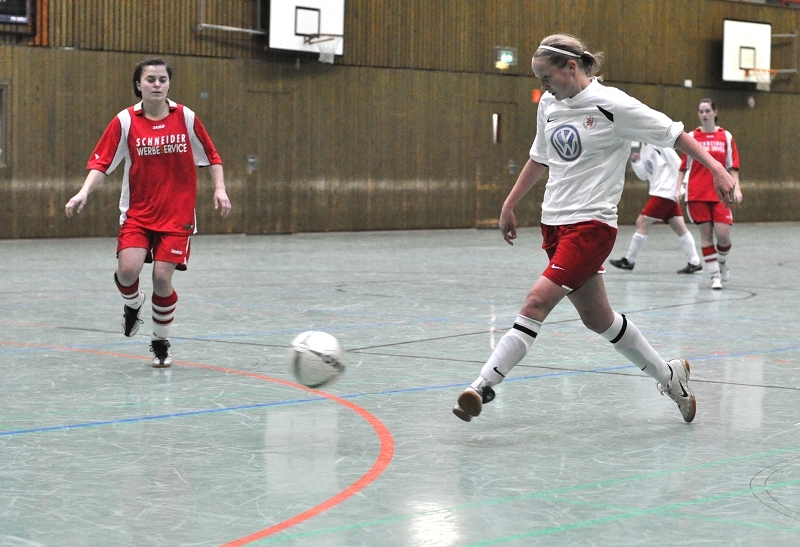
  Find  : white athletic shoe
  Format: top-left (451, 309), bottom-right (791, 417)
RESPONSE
top-left (719, 262), bottom-right (730, 282)
top-left (711, 276), bottom-right (722, 290)
top-left (658, 358), bottom-right (696, 423)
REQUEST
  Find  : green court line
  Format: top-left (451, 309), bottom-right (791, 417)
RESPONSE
top-left (530, 495), bottom-right (800, 532)
top-left (463, 477), bottom-right (800, 546)
top-left (251, 446), bottom-right (800, 544)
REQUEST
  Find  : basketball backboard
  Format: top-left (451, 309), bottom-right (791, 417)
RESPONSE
top-left (722, 19), bottom-right (771, 83)
top-left (268, 0), bottom-right (345, 56)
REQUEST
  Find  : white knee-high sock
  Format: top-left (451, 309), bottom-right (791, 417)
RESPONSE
top-left (716, 243), bottom-right (731, 266)
top-left (601, 312), bottom-right (671, 385)
top-left (626, 233), bottom-right (647, 263)
top-left (679, 232), bottom-right (700, 265)
top-left (472, 314), bottom-right (541, 389)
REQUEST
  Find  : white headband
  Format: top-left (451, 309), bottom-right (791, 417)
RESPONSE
top-left (538, 45), bottom-right (584, 58)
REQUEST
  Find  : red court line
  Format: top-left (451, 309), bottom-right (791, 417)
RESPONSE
top-left (175, 362), bottom-right (396, 546)
top-left (1, 340), bottom-right (396, 545)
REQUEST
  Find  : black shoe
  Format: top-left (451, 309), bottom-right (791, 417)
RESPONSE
top-left (452, 385), bottom-right (496, 422)
top-left (677, 262), bottom-right (702, 274)
top-left (122, 292), bottom-right (145, 337)
top-left (150, 339), bottom-right (172, 368)
top-left (609, 257), bottom-right (634, 270)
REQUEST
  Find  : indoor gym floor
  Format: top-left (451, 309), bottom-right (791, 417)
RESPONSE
top-left (1, 221), bottom-right (799, 546)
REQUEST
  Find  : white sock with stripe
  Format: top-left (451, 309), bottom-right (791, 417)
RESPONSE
top-left (472, 315), bottom-right (541, 389)
top-left (601, 312), bottom-right (671, 385)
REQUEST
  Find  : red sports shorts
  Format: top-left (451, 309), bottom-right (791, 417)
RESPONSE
top-left (117, 222), bottom-right (191, 271)
top-left (686, 201), bottom-right (733, 225)
top-left (641, 196), bottom-right (682, 223)
top-left (540, 220), bottom-right (617, 292)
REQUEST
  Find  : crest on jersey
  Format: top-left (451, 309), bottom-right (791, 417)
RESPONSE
top-left (645, 160), bottom-right (654, 175)
top-left (584, 117), bottom-right (596, 129)
top-left (550, 124), bottom-right (582, 162)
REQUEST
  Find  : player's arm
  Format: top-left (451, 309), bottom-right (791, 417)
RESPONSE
top-left (207, 163), bottom-right (232, 217)
top-left (674, 133), bottom-right (736, 203)
top-left (65, 169), bottom-right (106, 217)
top-left (730, 169), bottom-right (742, 203)
top-left (499, 159), bottom-right (547, 246)
top-left (674, 170), bottom-right (686, 203)
top-left (629, 152), bottom-right (648, 182)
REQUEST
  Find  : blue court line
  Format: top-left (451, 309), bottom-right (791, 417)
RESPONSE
top-left (0, 362), bottom-right (630, 437)
top-left (0, 396), bottom-right (326, 437)
top-left (1, 347), bottom-right (797, 437)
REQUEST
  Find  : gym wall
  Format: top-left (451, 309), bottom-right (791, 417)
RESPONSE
top-left (0, 0), bottom-right (797, 237)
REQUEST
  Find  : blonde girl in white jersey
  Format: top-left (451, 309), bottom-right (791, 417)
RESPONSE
top-left (452, 34), bottom-right (737, 424)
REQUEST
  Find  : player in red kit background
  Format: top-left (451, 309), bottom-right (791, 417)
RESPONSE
top-left (65, 57), bottom-right (232, 367)
top-left (677, 98), bottom-right (742, 290)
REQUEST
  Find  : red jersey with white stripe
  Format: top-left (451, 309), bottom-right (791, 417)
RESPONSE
top-left (86, 100), bottom-right (222, 233)
top-left (680, 127), bottom-right (739, 202)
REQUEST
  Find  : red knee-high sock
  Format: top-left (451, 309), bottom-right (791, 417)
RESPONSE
top-left (114, 273), bottom-right (143, 308)
top-left (151, 291), bottom-right (178, 340)
top-left (716, 243), bottom-right (731, 264)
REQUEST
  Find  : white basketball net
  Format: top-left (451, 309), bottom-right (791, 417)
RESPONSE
top-left (747, 68), bottom-right (775, 92)
top-left (315, 36), bottom-right (341, 64)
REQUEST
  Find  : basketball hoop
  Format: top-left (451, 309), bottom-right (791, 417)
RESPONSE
top-left (744, 68), bottom-right (778, 92)
top-left (303, 34), bottom-right (342, 64)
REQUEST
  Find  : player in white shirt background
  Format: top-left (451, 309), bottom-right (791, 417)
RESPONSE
top-left (608, 142), bottom-right (702, 273)
top-left (452, 33), bottom-right (737, 425)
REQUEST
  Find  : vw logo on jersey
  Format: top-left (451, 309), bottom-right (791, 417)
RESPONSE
top-left (550, 124), bottom-right (582, 162)
top-left (645, 159), bottom-right (654, 175)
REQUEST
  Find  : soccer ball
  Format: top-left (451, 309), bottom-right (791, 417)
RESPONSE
top-left (289, 331), bottom-right (345, 388)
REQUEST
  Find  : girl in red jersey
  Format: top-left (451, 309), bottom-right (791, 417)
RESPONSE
top-left (677, 99), bottom-right (742, 290)
top-left (65, 57), bottom-right (232, 367)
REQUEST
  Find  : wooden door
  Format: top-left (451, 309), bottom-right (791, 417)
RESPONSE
top-left (475, 101), bottom-right (519, 227)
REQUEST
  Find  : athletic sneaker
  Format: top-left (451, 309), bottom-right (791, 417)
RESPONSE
top-left (452, 385), bottom-right (496, 422)
top-left (677, 262), bottom-right (702, 274)
top-left (150, 339), bottom-right (172, 368)
top-left (711, 276), bottom-right (723, 290)
top-left (657, 358), bottom-right (696, 423)
top-left (719, 262), bottom-right (730, 282)
top-left (122, 292), bottom-right (145, 337)
top-left (609, 257), bottom-right (634, 270)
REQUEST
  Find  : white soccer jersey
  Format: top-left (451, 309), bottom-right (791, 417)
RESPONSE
top-left (630, 142), bottom-right (681, 200)
top-left (530, 79), bottom-right (684, 227)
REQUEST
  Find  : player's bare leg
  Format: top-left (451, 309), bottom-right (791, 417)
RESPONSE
top-left (116, 248), bottom-right (148, 337)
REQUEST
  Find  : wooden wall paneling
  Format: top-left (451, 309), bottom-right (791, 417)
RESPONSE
top-left (176, 56), bottom-right (241, 234)
top-left (241, 90), bottom-right (293, 234)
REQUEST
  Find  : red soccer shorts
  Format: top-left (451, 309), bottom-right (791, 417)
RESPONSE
top-left (641, 196), bottom-right (683, 223)
top-left (686, 200), bottom-right (733, 225)
top-left (117, 222), bottom-right (191, 271)
top-left (540, 220), bottom-right (617, 292)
